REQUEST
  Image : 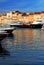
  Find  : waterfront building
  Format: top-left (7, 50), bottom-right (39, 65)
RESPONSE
top-left (41, 11), bottom-right (44, 24)
top-left (2, 13), bottom-right (7, 24)
top-left (27, 13), bottom-right (34, 23)
top-left (33, 12), bottom-right (41, 21)
top-left (0, 15), bottom-right (2, 25)
top-left (0, 11), bottom-right (44, 24)
top-left (12, 11), bottom-right (18, 22)
top-left (21, 13), bottom-right (29, 22)
top-left (17, 12), bottom-right (22, 22)
top-left (6, 11), bottom-right (12, 23)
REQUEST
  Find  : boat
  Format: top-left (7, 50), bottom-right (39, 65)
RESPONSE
top-left (0, 24), bottom-right (15, 33)
top-left (10, 22), bottom-right (23, 28)
top-left (10, 21), bottom-right (43, 29)
top-left (3, 27), bottom-right (14, 33)
top-left (29, 21), bottom-right (43, 29)
top-left (0, 31), bottom-right (8, 41)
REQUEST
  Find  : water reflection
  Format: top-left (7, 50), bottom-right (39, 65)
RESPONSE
top-left (13, 29), bottom-right (42, 45)
top-left (7, 33), bottom-right (14, 39)
top-left (2, 29), bottom-right (44, 52)
top-left (0, 29), bottom-right (44, 64)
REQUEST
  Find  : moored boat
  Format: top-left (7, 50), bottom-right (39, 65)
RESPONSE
top-left (29, 21), bottom-right (43, 29)
top-left (3, 27), bottom-right (14, 33)
top-left (10, 21), bottom-right (43, 29)
top-left (10, 22), bottom-right (23, 28)
top-left (0, 24), bottom-right (15, 33)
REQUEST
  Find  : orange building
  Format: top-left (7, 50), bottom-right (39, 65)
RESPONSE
top-left (2, 13), bottom-right (7, 24)
top-left (0, 15), bottom-right (2, 24)
top-left (27, 13), bottom-right (34, 22)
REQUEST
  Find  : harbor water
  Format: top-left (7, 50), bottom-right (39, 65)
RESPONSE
top-left (0, 29), bottom-right (44, 65)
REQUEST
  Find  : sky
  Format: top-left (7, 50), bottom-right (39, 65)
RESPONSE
top-left (0, 0), bottom-right (44, 13)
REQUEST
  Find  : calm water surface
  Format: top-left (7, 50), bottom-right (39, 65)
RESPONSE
top-left (0, 29), bottom-right (44, 65)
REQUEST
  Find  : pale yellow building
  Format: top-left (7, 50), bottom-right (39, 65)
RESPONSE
top-left (17, 13), bottom-right (22, 21)
top-left (6, 11), bottom-right (12, 23)
top-left (0, 15), bottom-right (2, 25)
top-left (12, 11), bottom-right (18, 22)
top-left (41, 11), bottom-right (44, 20)
top-left (41, 11), bottom-right (44, 23)
top-left (33, 12), bottom-right (41, 21)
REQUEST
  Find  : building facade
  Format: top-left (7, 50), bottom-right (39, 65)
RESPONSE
top-left (0, 11), bottom-right (44, 24)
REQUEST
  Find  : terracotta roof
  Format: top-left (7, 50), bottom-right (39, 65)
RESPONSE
top-left (29, 13), bottom-right (34, 15)
top-left (2, 13), bottom-right (7, 16)
top-left (22, 13), bottom-right (28, 16)
top-left (12, 11), bottom-right (15, 14)
top-left (34, 12), bottom-right (41, 14)
top-left (0, 15), bottom-right (2, 17)
top-left (41, 11), bottom-right (44, 13)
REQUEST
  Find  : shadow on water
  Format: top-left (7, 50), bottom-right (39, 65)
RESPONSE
top-left (7, 33), bottom-right (14, 39)
top-left (0, 36), bottom-right (10, 56)
top-left (0, 33), bottom-right (15, 57)
top-left (0, 42), bottom-right (10, 56)
top-left (0, 41), bottom-right (10, 57)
